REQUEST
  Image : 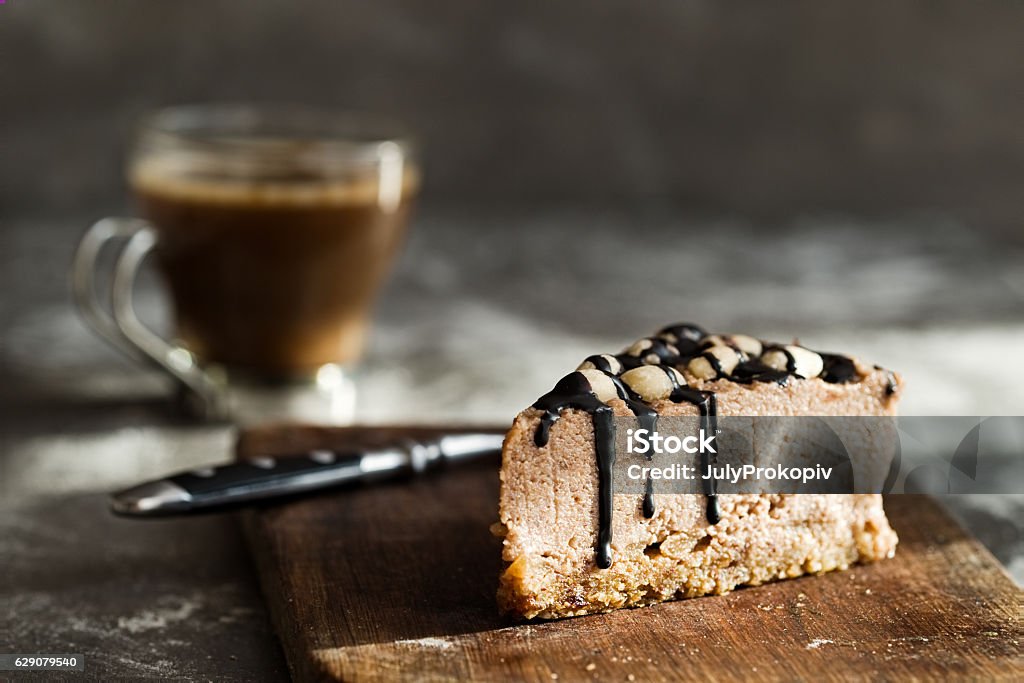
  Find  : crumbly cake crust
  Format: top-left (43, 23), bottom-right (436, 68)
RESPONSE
top-left (496, 325), bottom-right (901, 619)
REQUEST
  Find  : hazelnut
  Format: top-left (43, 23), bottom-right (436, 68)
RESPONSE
top-left (624, 338), bottom-right (653, 356)
top-left (620, 365), bottom-right (685, 402)
top-left (687, 345), bottom-right (739, 380)
top-left (729, 334), bottom-right (763, 358)
top-left (578, 369), bottom-right (621, 403)
top-left (761, 345), bottom-right (824, 379)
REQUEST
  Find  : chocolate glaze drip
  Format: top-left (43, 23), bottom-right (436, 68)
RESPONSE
top-left (532, 373), bottom-right (610, 448)
top-left (598, 374), bottom-right (659, 565)
top-left (592, 409), bottom-right (616, 569)
top-left (529, 324), bottom-right (861, 568)
top-left (657, 322), bottom-right (706, 345)
top-left (628, 337), bottom-right (682, 366)
top-left (615, 354), bottom-right (643, 371)
top-left (533, 370), bottom-right (659, 567)
top-left (601, 372), bottom-right (660, 439)
top-left (701, 393), bottom-right (721, 524)
top-left (658, 383), bottom-right (722, 525)
top-left (732, 360), bottom-right (791, 386)
top-left (657, 322), bottom-right (706, 356)
top-left (658, 364), bottom-right (684, 402)
top-left (642, 478), bottom-right (656, 518)
top-left (697, 350), bottom-right (726, 378)
top-left (765, 345), bottom-right (798, 373)
top-left (605, 373), bottom-right (660, 521)
top-left (640, 379), bottom-right (719, 522)
top-left (872, 366), bottom-right (897, 397)
top-left (821, 353), bottom-right (859, 383)
top-left (532, 372), bottom-right (617, 568)
top-left (637, 375), bottom-right (718, 523)
top-left (582, 354), bottom-right (617, 373)
top-left (699, 335), bottom-right (750, 363)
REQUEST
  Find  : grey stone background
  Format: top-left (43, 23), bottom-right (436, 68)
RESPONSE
top-left (1, 0), bottom-right (1023, 235)
top-left (1, 2), bottom-right (1022, 680)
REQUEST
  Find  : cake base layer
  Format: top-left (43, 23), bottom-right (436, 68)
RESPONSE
top-left (498, 490), bottom-right (896, 619)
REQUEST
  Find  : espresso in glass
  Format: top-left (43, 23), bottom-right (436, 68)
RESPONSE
top-left (128, 106), bottom-right (418, 378)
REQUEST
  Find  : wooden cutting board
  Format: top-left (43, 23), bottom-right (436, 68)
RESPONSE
top-left (239, 425), bottom-right (1023, 682)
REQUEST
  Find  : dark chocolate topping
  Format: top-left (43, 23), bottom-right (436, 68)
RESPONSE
top-left (697, 350), bottom-right (726, 378)
top-left (532, 372), bottom-right (609, 448)
top-left (642, 478), bottom-right (656, 518)
top-left (621, 337), bottom-right (681, 366)
top-left (871, 364), bottom-right (898, 395)
top-left (582, 354), bottom-right (617, 374)
top-left (657, 322), bottom-right (706, 345)
top-left (699, 335), bottom-right (750, 362)
top-left (604, 372), bottom-right (661, 525)
top-left (764, 345), bottom-right (798, 373)
top-left (532, 370), bottom-right (657, 568)
top-left (732, 360), bottom-right (791, 386)
top-left (615, 354), bottom-right (644, 372)
top-left (592, 410), bottom-right (615, 568)
top-left (821, 353), bottom-right (859, 384)
top-left (657, 322), bottom-right (706, 356)
top-left (531, 372), bottom-right (617, 568)
top-left (700, 393), bottom-right (721, 525)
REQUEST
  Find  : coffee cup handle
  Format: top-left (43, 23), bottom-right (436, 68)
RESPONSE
top-left (72, 218), bottom-right (225, 419)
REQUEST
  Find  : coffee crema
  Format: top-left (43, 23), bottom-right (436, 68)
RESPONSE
top-left (131, 162), bottom-right (419, 377)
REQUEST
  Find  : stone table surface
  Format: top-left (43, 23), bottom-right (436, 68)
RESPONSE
top-left (1, 209), bottom-right (1022, 680)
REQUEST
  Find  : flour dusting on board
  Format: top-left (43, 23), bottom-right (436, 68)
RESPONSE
top-left (806, 639), bottom-right (834, 650)
top-left (396, 637), bottom-right (455, 650)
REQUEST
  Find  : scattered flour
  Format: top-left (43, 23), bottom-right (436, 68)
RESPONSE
top-left (118, 598), bottom-right (200, 634)
top-left (396, 637), bottom-right (455, 650)
top-left (806, 639), bottom-right (834, 650)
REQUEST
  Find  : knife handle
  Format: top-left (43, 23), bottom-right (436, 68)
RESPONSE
top-left (112, 447), bottom-right (411, 516)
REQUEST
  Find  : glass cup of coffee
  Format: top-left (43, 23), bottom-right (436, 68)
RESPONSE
top-left (73, 104), bottom-right (419, 423)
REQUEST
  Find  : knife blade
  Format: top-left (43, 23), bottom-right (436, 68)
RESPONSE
top-left (110, 431), bottom-right (506, 517)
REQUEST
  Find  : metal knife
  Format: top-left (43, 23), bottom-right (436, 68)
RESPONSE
top-left (110, 431), bottom-right (505, 517)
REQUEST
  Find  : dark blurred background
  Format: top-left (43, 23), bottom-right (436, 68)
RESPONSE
top-left (2, 0), bottom-right (1023, 409)
top-left (2, 0), bottom-right (1022, 233)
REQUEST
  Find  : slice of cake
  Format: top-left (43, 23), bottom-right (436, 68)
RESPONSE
top-left (495, 323), bottom-right (901, 619)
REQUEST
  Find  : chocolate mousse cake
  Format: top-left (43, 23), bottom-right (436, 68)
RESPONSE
top-left (495, 323), bottom-right (901, 619)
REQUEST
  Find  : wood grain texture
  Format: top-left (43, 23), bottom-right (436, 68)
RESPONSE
top-left (240, 425), bottom-right (1023, 682)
